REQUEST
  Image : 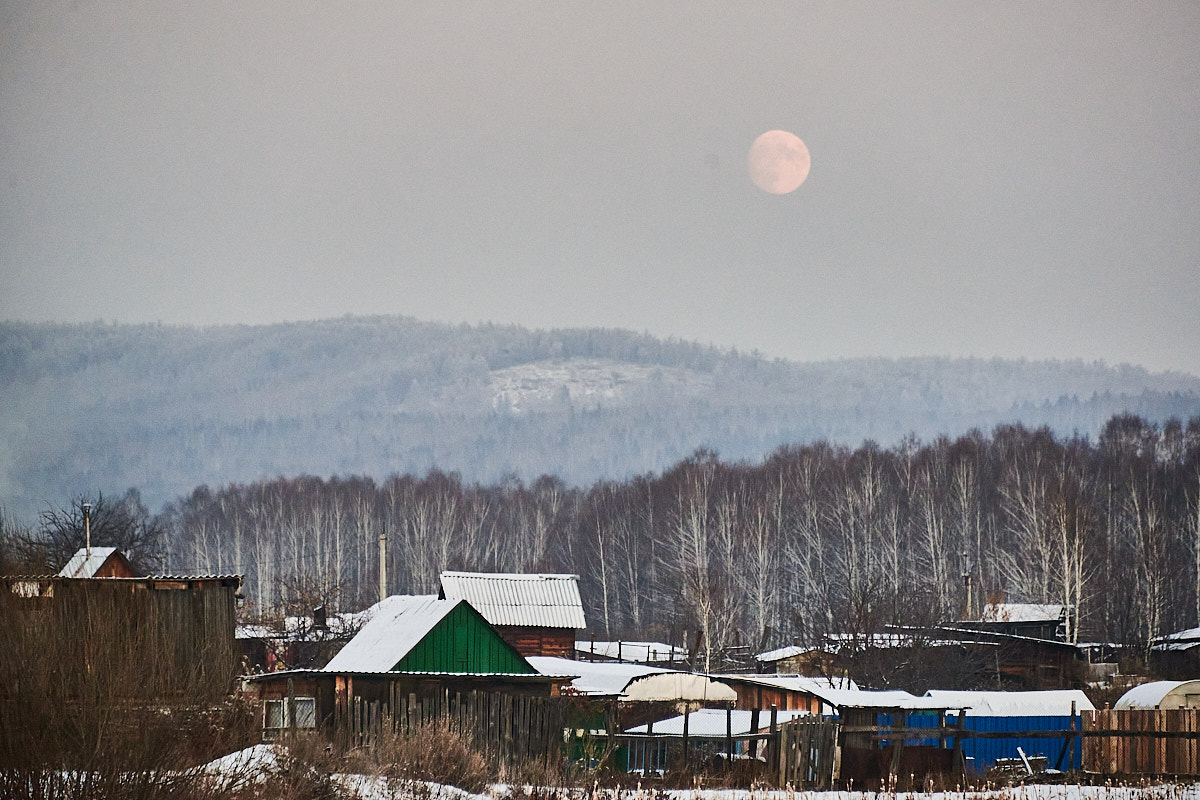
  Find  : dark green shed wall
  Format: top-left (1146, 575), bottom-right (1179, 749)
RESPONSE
top-left (394, 602), bottom-right (533, 674)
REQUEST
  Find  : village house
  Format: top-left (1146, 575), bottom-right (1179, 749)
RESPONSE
top-left (57, 545), bottom-right (136, 578)
top-left (965, 602), bottom-right (1072, 642)
top-left (1150, 626), bottom-right (1200, 678)
top-left (439, 571), bottom-right (586, 657)
top-left (243, 594), bottom-right (568, 747)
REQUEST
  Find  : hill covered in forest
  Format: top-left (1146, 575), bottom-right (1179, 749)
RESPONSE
top-left (2, 316), bottom-right (1199, 520)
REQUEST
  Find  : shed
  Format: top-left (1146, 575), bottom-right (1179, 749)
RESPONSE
top-left (3, 573), bottom-right (241, 700)
top-left (925, 689), bottom-right (1094, 716)
top-left (923, 690), bottom-right (1093, 775)
top-left (716, 673), bottom-right (857, 714)
top-left (439, 571), bottom-right (586, 657)
top-left (57, 546), bottom-right (136, 578)
top-left (1114, 680), bottom-right (1200, 710)
top-left (754, 644), bottom-right (837, 676)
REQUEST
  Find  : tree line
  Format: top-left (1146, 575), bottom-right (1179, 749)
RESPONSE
top-left (3, 414), bottom-right (1199, 664)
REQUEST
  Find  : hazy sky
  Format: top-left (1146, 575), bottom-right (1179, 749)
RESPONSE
top-left (3, 2), bottom-right (1198, 374)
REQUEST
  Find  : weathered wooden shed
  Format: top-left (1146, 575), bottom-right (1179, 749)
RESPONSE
top-left (2, 573), bottom-right (242, 698)
top-left (439, 571), bottom-right (586, 657)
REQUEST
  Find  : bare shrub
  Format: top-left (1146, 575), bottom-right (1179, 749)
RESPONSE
top-left (363, 720), bottom-right (492, 794)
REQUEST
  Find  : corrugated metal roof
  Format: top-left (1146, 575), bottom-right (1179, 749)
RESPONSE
top-left (324, 595), bottom-right (454, 672)
top-left (439, 571), bottom-right (586, 629)
top-left (57, 547), bottom-right (120, 578)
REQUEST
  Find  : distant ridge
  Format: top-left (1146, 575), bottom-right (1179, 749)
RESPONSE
top-left (2, 316), bottom-right (1198, 520)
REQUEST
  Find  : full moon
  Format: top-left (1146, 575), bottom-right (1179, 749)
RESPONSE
top-left (748, 130), bottom-right (811, 194)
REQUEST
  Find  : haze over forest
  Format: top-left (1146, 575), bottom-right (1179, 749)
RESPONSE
top-left (2, 316), bottom-right (1199, 522)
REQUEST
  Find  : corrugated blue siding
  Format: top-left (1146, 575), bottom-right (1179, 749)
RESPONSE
top-left (896, 713), bottom-right (1083, 775)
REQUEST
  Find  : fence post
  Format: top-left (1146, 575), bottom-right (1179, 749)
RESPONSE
top-left (726, 707), bottom-right (734, 769)
top-left (682, 705), bottom-right (690, 771)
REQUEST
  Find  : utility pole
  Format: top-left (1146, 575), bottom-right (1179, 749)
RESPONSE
top-left (83, 502), bottom-right (93, 562)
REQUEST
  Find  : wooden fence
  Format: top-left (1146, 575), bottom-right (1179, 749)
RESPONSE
top-left (1083, 709), bottom-right (1200, 776)
top-left (339, 689), bottom-right (567, 765)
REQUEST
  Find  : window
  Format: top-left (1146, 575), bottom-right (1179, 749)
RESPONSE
top-left (264, 697), bottom-right (317, 735)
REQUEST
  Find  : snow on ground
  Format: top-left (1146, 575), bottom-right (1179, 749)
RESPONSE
top-left (200, 748), bottom-right (1200, 800)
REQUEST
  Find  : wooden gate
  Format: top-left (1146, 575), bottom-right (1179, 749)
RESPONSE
top-left (774, 716), bottom-right (839, 789)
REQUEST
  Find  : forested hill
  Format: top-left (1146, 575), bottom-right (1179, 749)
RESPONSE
top-left (2, 316), bottom-right (1199, 520)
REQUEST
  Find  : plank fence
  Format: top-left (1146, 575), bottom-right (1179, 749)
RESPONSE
top-left (1083, 709), bottom-right (1200, 776)
top-left (339, 689), bottom-right (567, 765)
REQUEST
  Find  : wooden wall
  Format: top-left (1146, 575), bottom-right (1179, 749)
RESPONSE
top-left (495, 625), bottom-right (575, 657)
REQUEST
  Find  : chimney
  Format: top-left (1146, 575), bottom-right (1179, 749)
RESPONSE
top-left (378, 532), bottom-right (387, 602)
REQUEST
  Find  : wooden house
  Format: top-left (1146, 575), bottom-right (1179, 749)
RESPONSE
top-left (966, 603), bottom-right (1071, 642)
top-left (1151, 626), bottom-right (1200, 678)
top-left (244, 594), bottom-right (568, 742)
top-left (439, 571), bottom-right (586, 657)
top-left (754, 644), bottom-right (838, 676)
top-left (57, 546), bottom-right (136, 578)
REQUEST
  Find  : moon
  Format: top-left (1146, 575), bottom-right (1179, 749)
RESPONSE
top-left (748, 130), bottom-right (811, 194)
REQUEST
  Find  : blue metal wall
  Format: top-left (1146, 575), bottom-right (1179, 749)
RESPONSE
top-left (896, 713), bottom-right (1083, 776)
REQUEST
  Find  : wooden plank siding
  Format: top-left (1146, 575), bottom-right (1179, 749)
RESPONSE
top-left (2, 575), bottom-right (241, 701)
top-left (494, 625), bottom-right (575, 658)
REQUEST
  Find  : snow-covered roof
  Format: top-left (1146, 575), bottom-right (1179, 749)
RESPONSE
top-left (57, 546), bottom-right (120, 578)
top-left (825, 632), bottom-right (994, 649)
top-left (756, 645), bottom-right (808, 662)
top-left (808, 688), bottom-right (954, 711)
top-left (1152, 626), bottom-right (1200, 652)
top-left (324, 595), bottom-right (457, 672)
top-left (439, 571), bottom-right (586, 629)
top-left (623, 672), bottom-right (738, 703)
top-left (1114, 680), bottom-right (1200, 710)
top-left (625, 708), bottom-right (809, 737)
top-left (717, 674), bottom-right (857, 693)
top-left (925, 689), bottom-right (1095, 716)
top-left (980, 603), bottom-right (1066, 623)
top-left (576, 640), bottom-right (687, 663)
top-left (528, 655), bottom-right (667, 696)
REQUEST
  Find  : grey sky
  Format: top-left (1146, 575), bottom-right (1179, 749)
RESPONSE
top-left (3, 2), bottom-right (1198, 374)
